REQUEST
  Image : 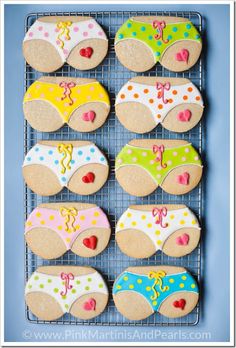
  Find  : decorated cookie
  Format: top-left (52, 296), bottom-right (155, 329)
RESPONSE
top-left (113, 266), bottom-right (199, 320)
top-left (23, 77), bottom-right (110, 132)
top-left (115, 77), bottom-right (204, 133)
top-left (116, 204), bottom-right (201, 258)
top-left (115, 16), bottom-right (202, 72)
top-left (25, 266), bottom-right (108, 320)
top-left (23, 16), bottom-right (108, 72)
top-left (115, 139), bottom-right (203, 196)
top-left (25, 203), bottom-right (111, 259)
top-left (23, 141), bottom-right (109, 196)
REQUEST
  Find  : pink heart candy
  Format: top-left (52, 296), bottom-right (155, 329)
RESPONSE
top-left (177, 109), bottom-right (192, 122)
top-left (175, 49), bottom-right (189, 63)
top-left (176, 233), bottom-right (190, 246)
top-left (177, 172), bottom-right (190, 185)
top-left (83, 298), bottom-right (96, 311)
top-left (82, 110), bottom-right (96, 122)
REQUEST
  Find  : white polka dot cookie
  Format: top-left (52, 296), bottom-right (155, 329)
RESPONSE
top-left (116, 204), bottom-right (201, 258)
top-left (25, 202), bottom-right (111, 259)
top-left (115, 139), bottom-right (203, 196)
top-left (23, 140), bottom-right (109, 196)
top-left (23, 16), bottom-right (108, 72)
top-left (115, 16), bottom-right (202, 72)
top-left (23, 77), bottom-right (110, 132)
top-left (25, 266), bottom-right (108, 320)
top-left (115, 77), bottom-right (204, 133)
top-left (113, 266), bottom-right (199, 320)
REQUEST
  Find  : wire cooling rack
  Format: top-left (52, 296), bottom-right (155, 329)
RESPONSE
top-left (24, 10), bottom-right (204, 326)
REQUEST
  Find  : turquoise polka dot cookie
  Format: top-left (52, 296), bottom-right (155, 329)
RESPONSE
top-left (115, 16), bottom-right (202, 72)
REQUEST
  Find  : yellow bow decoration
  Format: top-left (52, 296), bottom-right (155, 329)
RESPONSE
top-left (148, 271), bottom-right (169, 300)
top-left (60, 207), bottom-right (78, 232)
top-left (57, 143), bottom-right (73, 174)
top-left (56, 21), bottom-right (72, 48)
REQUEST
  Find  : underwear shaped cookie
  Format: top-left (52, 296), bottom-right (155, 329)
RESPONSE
top-left (113, 266), bottom-right (199, 320)
top-left (115, 16), bottom-right (202, 72)
top-left (25, 266), bottom-right (108, 320)
top-left (23, 77), bottom-right (110, 132)
top-left (115, 139), bottom-right (203, 196)
top-left (25, 203), bottom-right (111, 259)
top-left (116, 205), bottom-right (201, 258)
top-left (23, 141), bottom-right (109, 196)
top-left (23, 16), bottom-right (108, 72)
top-left (115, 77), bottom-right (204, 133)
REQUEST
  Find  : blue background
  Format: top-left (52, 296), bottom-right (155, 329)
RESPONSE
top-left (4, 3), bottom-right (230, 343)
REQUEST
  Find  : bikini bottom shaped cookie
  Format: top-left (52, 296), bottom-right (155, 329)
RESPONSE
top-left (23, 16), bottom-right (108, 72)
top-left (116, 205), bottom-right (201, 258)
top-left (115, 77), bottom-right (204, 133)
top-left (113, 266), bottom-right (199, 320)
top-left (23, 141), bottom-right (109, 196)
top-left (25, 203), bottom-right (111, 259)
top-left (115, 16), bottom-right (202, 72)
top-left (115, 139), bottom-right (203, 196)
top-left (25, 266), bottom-right (108, 320)
top-left (23, 77), bottom-right (110, 132)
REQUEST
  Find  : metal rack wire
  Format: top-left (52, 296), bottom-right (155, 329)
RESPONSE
top-left (24, 10), bottom-right (204, 326)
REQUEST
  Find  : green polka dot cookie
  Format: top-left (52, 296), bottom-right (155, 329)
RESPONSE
top-left (115, 16), bottom-right (202, 72)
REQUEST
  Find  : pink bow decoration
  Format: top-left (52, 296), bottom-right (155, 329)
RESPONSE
top-left (156, 82), bottom-right (171, 104)
top-left (152, 207), bottom-right (168, 228)
top-left (153, 144), bottom-right (167, 169)
top-left (60, 272), bottom-right (74, 296)
top-left (59, 81), bottom-right (76, 106)
top-left (152, 20), bottom-right (169, 44)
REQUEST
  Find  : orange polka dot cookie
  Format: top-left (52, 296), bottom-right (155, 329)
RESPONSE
top-left (23, 16), bottom-right (108, 72)
top-left (116, 204), bottom-right (201, 258)
top-left (115, 77), bottom-right (204, 133)
top-left (23, 77), bottom-right (110, 132)
top-left (25, 266), bottom-right (108, 320)
top-left (25, 203), bottom-right (111, 259)
top-left (115, 139), bottom-right (203, 196)
top-left (115, 16), bottom-right (202, 72)
top-left (113, 266), bottom-right (199, 320)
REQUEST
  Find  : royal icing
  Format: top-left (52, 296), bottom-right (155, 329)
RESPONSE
top-left (24, 18), bottom-right (107, 61)
top-left (116, 81), bottom-right (203, 124)
top-left (116, 207), bottom-right (200, 251)
top-left (24, 81), bottom-right (109, 123)
top-left (115, 143), bottom-right (202, 185)
top-left (113, 270), bottom-right (198, 312)
top-left (115, 18), bottom-right (201, 62)
top-left (23, 143), bottom-right (108, 187)
top-left (25, 206), bottom-right (110, 250)
top-left (26, 270), bottom-right (108, 313)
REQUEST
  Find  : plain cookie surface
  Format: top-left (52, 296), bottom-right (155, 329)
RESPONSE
top-left (115, 77), bottom-right (204, 133)
top-left (25, 266), bottom-right (109, 320)
top-left (115, 16), bottom-right (202, 72)
top-left (23, 77), bottom-right (110, 132)
top-left (116, 204), bottom-right (201, 258)
top-left (113, 265), bottom-right (199, 320)
top-left (23, 140), bottom-right (109, 196)
top-left (23, 16), bottom-right (108, 72)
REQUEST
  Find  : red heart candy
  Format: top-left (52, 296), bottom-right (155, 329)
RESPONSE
top-left (82, 110), bottom-right (96, 122)
top-left (173, 299), bottom-right (186, 310)
top-left (83, 235), bottom-right (98, 250)
top-left (79, 47), bottom-right (93, 58)
top-left (82, 172), bottom-right (95, 183)
top-left (175, 49), bottom-right (189, 63)
top-left (177, 172), bottom-right (190, 185)
top-left (176, 233), bottom-right (190, 246)
top-left (83, 298), bottom-right (96, 311)
top-left (177, 109), bottom-right (192, 122)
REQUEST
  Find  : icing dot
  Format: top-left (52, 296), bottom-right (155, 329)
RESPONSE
top-left (172, 90), bottom-right (178, 95)
top-left (40, 220), bottom-right (45, 225)
top-left (91, 220), bottom-right (97, 225)
top-left (80, 215), bottom-right (85, 221)
top-left (167, 35), bottom-right (172, 40)
top-left (141, 215), bottom-right (146, 220)
top-left (86, 156), bottom-right (91, 161)
top-left (62, 295), bottom-right (66, 300)
top-left (183, 95), bottom-right (188, 100)
top-left (127, 212), bottom-right (132, 218)
top-left (152, 301), bottom-right (157, 306)
top-left (182, 157), bottom-right (187, 162)
top-left (140, 26), bottom-right (146, 31)
top-left (179, 283), bottom-right (185, 288)
top-left (36, 212), bottom-right (41, 217)
top-left (147, 223), bottom-right (152, 228)
top-left (63, 49), bottom-right (68, 55)
top-left (48, 150), bottom-right (53, 155)
top-left (155, 52), bottom-right (161, 56)
top-left (158, 104), bottom-right (163, 109)
top-left (94, 211), bottom-right (100, 217)
top-left (196, 96), bottom-right (201, 101)
top-left (117, 158), bottom-right (122, 164)
top-left (44, 32), bottom-right (49, 37)
top-left (39, 284), bottom-right (44, 289)
top-left (118, 34), bottom-right (124, 39)
top-left (191, 284), bottom-right (196, 289)
top-left (87, 277), bottom-right (92, 282)
top-left (188, 87), bottom-right (193, 92)
top-left (28, 32), bottom-right (33, 37)
top-left (100, 157), bottom-right (105, 162)
top-left (150, 160), bottom-right (155, 165)
top-left (99, 283), bottom-right (104, 288)
top-left (119, 223), bottom-right (124, 229)
top-left (71, 160), bottom-right (75, 164)
top-left (26, 157), bottom-right (31, 161)
top-left (78, 150), bottom-right (83, 156)
top-left (90, 147), bottom-right (95, 153)
top-left (132, 157), bottom-right (137, 162)
top-left (61, 177), bottom-right (66, 182)
top-left (127, 22), bottom-right (132, 28)
top-left (194, 156), bottom-right (199, 161)
top-left (54, 288), bottom-right (59, 293)
top-left (183, 212), bottom-right (188, 216)
top-left (186, 23), bottom-right (192, 29)
top-left (155, 230), bottom-right (160, 235)
top-left (181, 275), bottom-right (187, 280)
top-left (123, 276), bottom-right (128, 281)
top-left (127, 85), bottom-right (133, 91)
top-left (38, 26), bottom-right (43, 31)
top-left (137, 279), bottom-right (142, 284)
top-left (169, 278), bottom-right (174, 283)
top-left (180, 220), bottom-right (185, 225)
top-left (157, 41), bottom-right (162, 46)
top-left (76, 280), bottom-right (81, 285)
top-left (184, 32), bottom-right (189, 38)
top-left (142, 152), bottom-right (147, 156)
top-left (66, 238), bottom-right (70, 243)
top-left (133, 93), bottom-right (139, 98)
top-left (168, 98), bottom-right (173, 103)
top-left (143, 89), bottom-right (149, 94)
top-left (83, 32), bottom-right (88, 37)
top-left (75, 225), bottom-right (80, 230)
top-left (120, 94), bottom-right (125, 99)
top-left (88, 23), bottom-right (94, 29)
top-left (85, 286), bottom-right (90, 291)
top-left (116, 285), bottom-right (122, 289)
top-left (35, 147), bottom-right (39, 152)
top-left (129, 284), bottom-right (134, 289)
top-left (156, 174), bottom-right (161, 179)
top-left (131, 221), bottom-right (137, 227)
top-left (55, 28), bottom-right (59, 33)
top-left (146, 286), bottom-right (151, 291)
top-left (170, 214), bottom-right (175, 219)
top-left (49, 215), bottom-right (54, 220)
top-left (157, 165), bottom-right (162, 171)
top-left (57, 226), bottom-right (62, 230)
top-left (185, 147), bottom-right (190, 153)
top-left (148, 35), bottom-right (153, 40)
top-left (172, 26), bottom-right (178, 32)
top-left (167, 160), bottom-right (172, 166)
top-left (149, 99), bottom-right (154, 104)
top-left (28, 285), bottom-right (32, 289)
top-left (73, 26), bottom-right (79, 32)
top-left (196, 34), bottom-right (200, 39)
top-left (127, 149), bottom-right (132, 154)
top-left (98, 31), bottom-right (103, 36)
top-left (157, 240), bottom-right (162, 245)
top-left (34, 276), bottom-right (39, 280)
top-left (132, 32), bottom-right (137, 36)
top-left (192, 220), bottom-right (197, 225)
top-left (54, 160), bottom-right (59, 165)
top-left (71, 289), bottom-right (76, 294)
top-left (173, 151), bottom-right (178, 156)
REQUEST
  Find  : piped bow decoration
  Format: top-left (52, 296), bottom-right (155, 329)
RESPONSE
top-left (152, 20), bottom-right (169, 44)
top-left (60, 207), bottom-right (78, 232)
top-left (156, 82), bottom-right (171, 104)
top-left (59, 81), bottom-right (76, 106)
top-left (56, 21), bottom-right (72, 48)
top-left (153, 144), bottom-right (167, 169)
top-left (60, 272), bottom-right (74, 296)
top-left (57, 143), bottom-right (73, 174)
top-left (148, 270), bottom-right (169, 300)
top-left (152, 207), bottom-right (168, 228)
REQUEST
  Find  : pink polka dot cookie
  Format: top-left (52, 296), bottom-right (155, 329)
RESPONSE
top-left (115, 77), bottom-right (204, 134)
top-left (23, 16), bottom-right (108, 72)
